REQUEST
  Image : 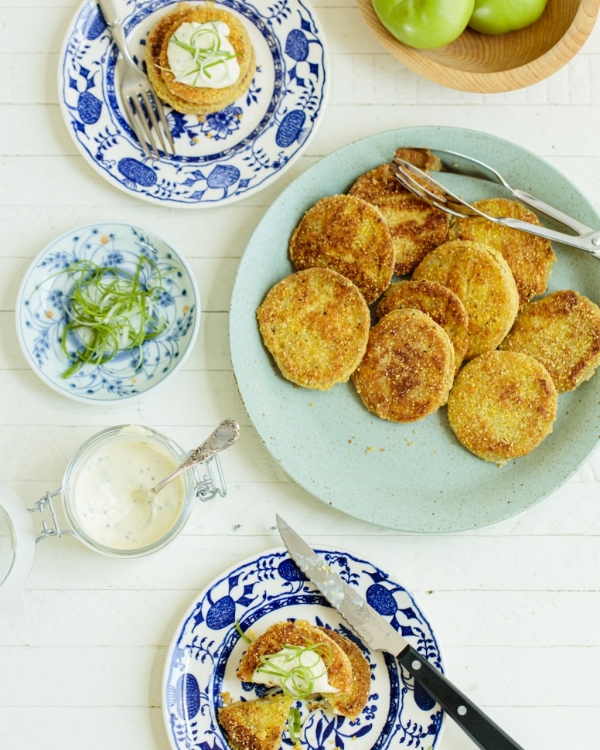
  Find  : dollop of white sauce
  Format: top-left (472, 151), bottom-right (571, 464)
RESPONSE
top-left (72, 434), bottom-right (185, 551)
top-left (167, 21), bottom-right (240, 89)
top-left (251, 646), bottom-right (339, 696)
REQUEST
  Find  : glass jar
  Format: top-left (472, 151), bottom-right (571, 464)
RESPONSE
top-left (0, 424), bottom-right (228, 615)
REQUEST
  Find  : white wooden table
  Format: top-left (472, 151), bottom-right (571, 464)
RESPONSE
top-left (2, 1), bottom-right (600, 748)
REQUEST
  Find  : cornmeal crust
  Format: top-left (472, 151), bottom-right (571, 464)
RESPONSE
top-left (413, 240), bottom-right (519, 360)
top-left (376, 279), bottom-right (469, 374)
top-left (447, 350), bottom-right (558, 463)
top-left (218, 694), bottom-right (292, 750)
top-left (289, 194), bottom-right (394, 304)
top-left (349, 164), bottom-right (449, 275)
top-left (352, 309), bottom-right (455, 423)
top-left (318, 628), bottom-right (371, 719)
top-left (145, 3), bottom-right (255, 115)
top-left (451, 198), bottom-right (556, 305)
top-left (237, 620), bottom-right (353, 694)
top-left (257, 268), bottom-right (370, 391)
top-left (499, 290), bottom-right (600, 392)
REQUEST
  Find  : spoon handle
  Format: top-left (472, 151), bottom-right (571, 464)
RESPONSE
top-left (152, 420), bottom-right (240, 494)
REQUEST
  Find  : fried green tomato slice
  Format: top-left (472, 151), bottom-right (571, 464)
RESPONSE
top-left (376, 279), bottom-right (469, 374)
top-left (352, 309), bottom-right (455, 423)
top-left (450, 198), bottom-right (556, 305)
top-left (448, 350), bottom-right (558, 464)
top-left (257, 268), bottom-right (370, 390)
top-left (413, 240), bottom-right (519, 360)
top-left (349, 164), bottom-right (449, 275)
top-left (318, 628), bottom-right (371, 720)
top-left (146, 3), bottom-right (255, 115)
top-left (218, 694), bottom-right (293, 750)
top-left (500, 290), bottom-right (600, 392)
top-left (289, 194), bottom-right (394, 304)
top-left (237, 619), bottom-right (353, 693)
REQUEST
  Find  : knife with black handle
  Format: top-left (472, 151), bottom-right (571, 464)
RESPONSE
top-left (276, 515), bottom-right (526, 750)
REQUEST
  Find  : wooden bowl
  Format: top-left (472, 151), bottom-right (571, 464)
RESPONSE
top-left (356, 0), bottom-right (600, 93)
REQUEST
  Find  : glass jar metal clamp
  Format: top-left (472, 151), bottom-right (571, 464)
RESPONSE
top-left (0, 421), bottom-right (238, 615)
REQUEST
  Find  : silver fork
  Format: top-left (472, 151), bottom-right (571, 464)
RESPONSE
top-left (98, 0), bottom-right (175, 159)
top-left (398, 147), bottom-right (592, 237)
top-left (390, 157), bottom-right (600, 259)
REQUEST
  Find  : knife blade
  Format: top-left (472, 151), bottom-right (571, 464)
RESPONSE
top-left (276, 515), bottom-right (526, 750)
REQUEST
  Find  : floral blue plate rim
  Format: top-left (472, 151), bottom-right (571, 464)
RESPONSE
top-left (162, 545), bottom-right (445, 750)
top-left (58, 0), bottom-right (329, 207)
top-left (16, 221), bottom-right (200, 404)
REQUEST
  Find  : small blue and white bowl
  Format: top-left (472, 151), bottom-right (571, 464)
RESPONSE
top-left (16, 222), bottom-right (199, 403)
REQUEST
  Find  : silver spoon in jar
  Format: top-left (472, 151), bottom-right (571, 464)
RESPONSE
top-left (152, 419), bottom-right (240, 495)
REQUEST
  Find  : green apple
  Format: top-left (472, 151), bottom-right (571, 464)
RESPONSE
top-left (468, 0), bottom-right (549, 35)
top-left (372, 0), bottom-right (475, 49)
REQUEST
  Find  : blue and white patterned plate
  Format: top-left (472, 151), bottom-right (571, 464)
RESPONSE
top-left (163, 547), bottom-right (445, 750)
top-left (16, 222), bottom-right (199, 403)
top-left (59, 0), bottom-right (328, 207)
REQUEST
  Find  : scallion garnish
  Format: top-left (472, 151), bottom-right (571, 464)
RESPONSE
top-left (287, 706), bottom-right (302, 744)
top-left (168, 22), bottom-right (239, 85)
top-left (254, 643), bottom-right (333, 699)
top-left (235, 619), bottom-right (253, 644)
top-left (42, 256), bottom-right (170, 378)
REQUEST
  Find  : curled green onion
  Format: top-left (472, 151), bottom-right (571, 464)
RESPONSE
top-left (169, 22), bottom-right (239, 84)
top-left (47, 256), bottom-right (170, 379)
top-left (254, 643), bottom-right (332, 699)
top-left (287, 706), bottom-right (302, 744)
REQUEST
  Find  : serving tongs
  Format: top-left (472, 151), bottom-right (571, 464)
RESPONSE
top-left (390, 148), bottom-right (600, 259)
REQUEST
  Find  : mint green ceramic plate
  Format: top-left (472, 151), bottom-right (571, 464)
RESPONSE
top-left (230, 126), bottom-right (600, 532)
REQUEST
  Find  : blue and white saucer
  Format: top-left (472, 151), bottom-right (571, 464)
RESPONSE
top-left (16, 222), bottom-right (199, 403)
top-left (163, 547), bottom-right (445, 750)
top-left (59, 0), bottom-right (328, 207)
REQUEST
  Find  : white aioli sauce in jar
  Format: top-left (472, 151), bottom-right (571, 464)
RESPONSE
top-left (72, 430), bottom-right (185, 551)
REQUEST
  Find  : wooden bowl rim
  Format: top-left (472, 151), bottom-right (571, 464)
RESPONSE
top-left (357, 0), bottom-right (600, 93)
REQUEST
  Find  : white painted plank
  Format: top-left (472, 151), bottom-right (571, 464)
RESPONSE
top-left (441, 708), bottom-right (600, 750)
top-left (0, 426), bottom-right (291, 485)
top-left (0, 150), bottom-right (599, 211)
top-left (0, 646), bottom-right (163, 707)
top-left (0, 8), bottom-right (380, 55)
top-left (0, 154), bottom-right (316, 207)
top-left (0, 585), bottom-right (597, 648)
top-left (14, 521), bottom-right (600, 596)
top-left (9, 102), bottom-right (600, 158)
top-left (0, 644), bottom-right (597, 707)
top-left (6, 420), bottom-right (600, 494)
top-left (0, 369), bottom-right (247, 425)
top-left (0, 706), bottom-right (596, 750)
top-left (0, 708), bottom-right (165, 750)
top-left (1, 51), bottom-right (599, 107)
top-left (6, 470), bottom-right (600, 548)
top-left (0, 54), bottom-right (58, 104)
top-left (0, 205), bottom-right (262, 259)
